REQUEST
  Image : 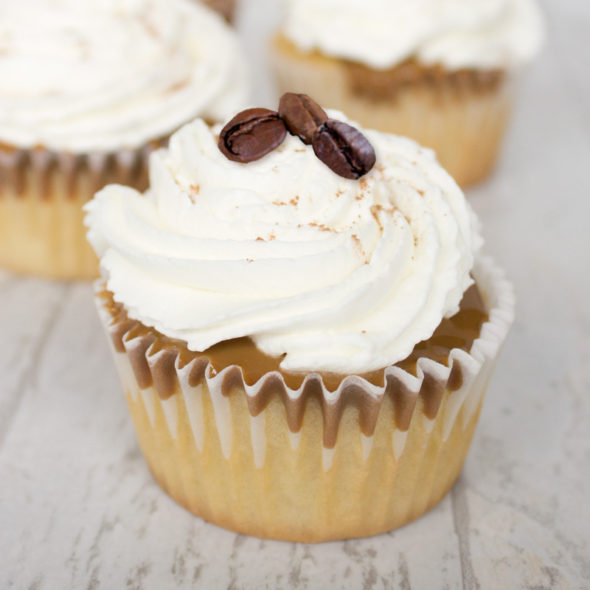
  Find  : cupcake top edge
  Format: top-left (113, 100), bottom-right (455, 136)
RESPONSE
top-left (85, 100), bottom-right (483, 374)
top-left (282, 0), bottom-right (544, 71)
top-left (0, 0), bottom-right (249, 153)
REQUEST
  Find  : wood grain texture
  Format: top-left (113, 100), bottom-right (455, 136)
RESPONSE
top-left (0, 274), bottom-right (68, 446)
top-left (1, 0), bottom-right (589, 588)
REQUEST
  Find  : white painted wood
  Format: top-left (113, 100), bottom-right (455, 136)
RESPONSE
top-left (1, 0), bottom-right (589, 588)
top-left (0, 276), bottom-right (69, 445)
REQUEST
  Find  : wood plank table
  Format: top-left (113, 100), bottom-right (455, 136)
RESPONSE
top-left (1, 1), bottom-right (588, 587)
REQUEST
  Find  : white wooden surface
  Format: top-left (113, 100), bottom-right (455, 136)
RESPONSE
top-left (1, 1), bottom-right (589, 588)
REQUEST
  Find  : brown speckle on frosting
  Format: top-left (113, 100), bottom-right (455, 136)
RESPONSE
top-left (167, 79), bottom-right (190, 94)
top-left (139, 15), bottom-right (160, 40)
top-left (351, 234), bottom-right (369, 263)
top-left (308, 221), bottom-right (333, 233)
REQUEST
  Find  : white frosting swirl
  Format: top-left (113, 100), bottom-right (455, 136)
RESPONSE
top-left (0, 0), bottom-right (249, 152)
top-left (85, 112), bottom-right (482, 373)
top-left (283, 0), bottom-right (544, 71)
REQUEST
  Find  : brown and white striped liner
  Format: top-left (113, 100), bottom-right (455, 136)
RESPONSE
top-left (0, 140), bottom-right (166, 278)
top-left (96, 255), bottom-right (514, 470)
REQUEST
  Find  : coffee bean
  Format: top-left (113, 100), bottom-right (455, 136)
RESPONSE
top-left (278, 93), bottom-right (328, 145)
top-left (218, 108), bottom-right (287, 163)
top-left (312, 119), bottom-right (376, 179)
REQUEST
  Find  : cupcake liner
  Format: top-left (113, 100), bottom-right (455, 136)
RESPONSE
top-left (0, 141), bottom-right (164, 279)
top-left (95, 256), bottom-right (514, 542)
top-left (272, 35), bottom-right (515, 187)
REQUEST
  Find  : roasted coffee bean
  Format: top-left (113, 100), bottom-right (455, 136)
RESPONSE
top-left (278, 93), bottom-right (328, 145)
top-left (312, 119), bottom-right (376, 179)
top-left (218, 108), bottom-right (287, 162)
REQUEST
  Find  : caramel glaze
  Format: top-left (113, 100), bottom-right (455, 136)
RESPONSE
top-left (344, 58), bottom-right (505, 102)
top-left (100, 282), bottom-right (488, 447)
top-left (0, 138), bottom-right (168, 200)
top-left (200, 284), bottom-right (486, 389)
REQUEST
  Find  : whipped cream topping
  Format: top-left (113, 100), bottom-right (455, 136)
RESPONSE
top-left (0, 0), bottom-right (249, 152)
top-left (283, 0), bottom-right (544, 71)
top-left (86, 112), bottom-right (482, 374)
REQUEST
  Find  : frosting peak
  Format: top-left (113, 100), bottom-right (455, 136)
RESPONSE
top-left (86, 113), bottom-right (482, 373)
top-left (283, 0), bottom-right (544, 71)
top-left (0, 0), bottom-right (249, 152)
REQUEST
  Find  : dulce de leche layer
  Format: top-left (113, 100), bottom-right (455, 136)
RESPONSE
top-left (199, 283), bottom-right (487, 389)
top-left (100, 281), bottom-right (487, 446)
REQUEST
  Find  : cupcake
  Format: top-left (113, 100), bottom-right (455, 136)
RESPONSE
top-left (273, 0), bottom-right (543, 187)
top-left (85, 96), bottom-right (514, 542)
top-left (0, 0), bottom-right (248, 279)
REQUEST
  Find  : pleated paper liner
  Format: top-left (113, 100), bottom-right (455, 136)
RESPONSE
top-left (0, 140), bottom-right (165, 280)
top-left (272, 35), bottom-right (515, 188)
top-left (95, 256), bottom-right (514, 542)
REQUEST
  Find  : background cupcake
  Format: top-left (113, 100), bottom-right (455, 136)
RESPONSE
top-left (85, 102), bottom-right (514, 542)
top-left (0, 0), bottom-right (248, 279)
top-left (273, 0), bottom-right (543, 187)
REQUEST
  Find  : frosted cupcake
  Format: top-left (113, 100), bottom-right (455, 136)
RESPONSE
top-left (0, 0), bottom-right (248, 279)
top-left (273, 0), bottom-right (543, 187)
top-left (86, 97), bottom-right (514, 542)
